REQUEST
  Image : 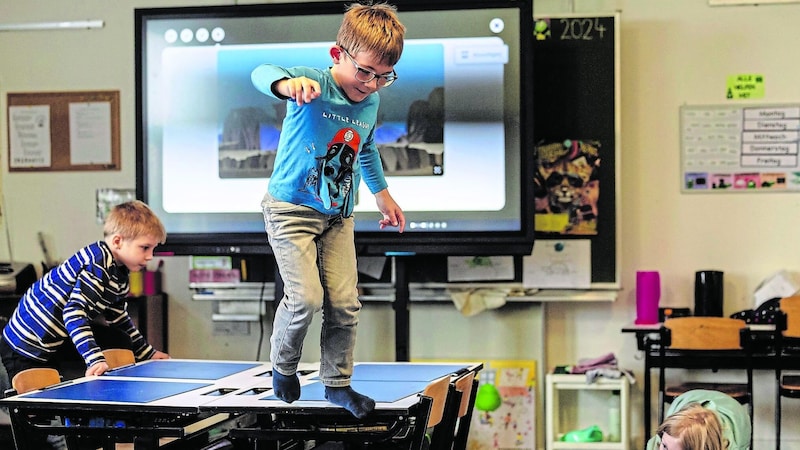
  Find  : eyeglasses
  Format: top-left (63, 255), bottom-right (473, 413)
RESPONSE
top-left (341, 48), bottom-right (398, 87)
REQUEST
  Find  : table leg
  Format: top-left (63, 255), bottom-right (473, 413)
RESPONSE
top-left (644, 356), bottom-right (652, 441)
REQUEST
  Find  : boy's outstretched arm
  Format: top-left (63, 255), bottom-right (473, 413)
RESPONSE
top-left (273, 76), bottom-right (321, 106)
top-left (374, 189), bottom-right (405, 232)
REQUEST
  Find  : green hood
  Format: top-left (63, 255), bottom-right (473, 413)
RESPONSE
top-left (645, 389), bottom-right (751, 450)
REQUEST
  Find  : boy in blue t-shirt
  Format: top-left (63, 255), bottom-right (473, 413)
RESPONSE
top-left (251, 2), bottom-right (406, 419)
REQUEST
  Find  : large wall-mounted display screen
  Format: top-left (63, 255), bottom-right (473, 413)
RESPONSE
top-left (135, 0), bottom-right (534, 256)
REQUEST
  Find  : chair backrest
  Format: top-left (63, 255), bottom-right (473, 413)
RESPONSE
top-left (422, 375), bottom-right (451, 428)
top-left (103, 348), bottom-right (135, 369)
top-left (454, 371), bottom-right (476, 418)
top-left (780, 296), bottom-right (800, 339)
top-left (664, 317), bottom-right (746, 350)
top-left (11, 367), bottom-right (61, 394)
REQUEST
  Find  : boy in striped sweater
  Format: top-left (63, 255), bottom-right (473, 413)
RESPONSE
top-left (0, 200), bottom-right (170, 383)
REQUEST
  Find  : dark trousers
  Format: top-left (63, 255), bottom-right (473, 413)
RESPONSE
top-left (0, 334), bottom-right (55, 386)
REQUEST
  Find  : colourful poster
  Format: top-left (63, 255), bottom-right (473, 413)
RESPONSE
top-left (468, 360), bottom-right (537, 450)
top-left (534, 140), bottom-right (601, 235)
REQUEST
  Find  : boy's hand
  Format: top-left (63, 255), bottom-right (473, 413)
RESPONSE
top-left (86, 361), bottom-right (109, 377)
top-left (277, 77), bottom-right (321, 105)
top-left (151, 350), bottom-right (170, 360)
top-left (375, 189), bottom-right (405, 232)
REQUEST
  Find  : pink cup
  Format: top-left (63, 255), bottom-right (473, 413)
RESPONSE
top-left (635, 271), bottom-right (660, 324)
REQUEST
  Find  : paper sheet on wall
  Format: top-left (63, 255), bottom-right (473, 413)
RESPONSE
top-left (8, 105), bottom-right (52, 168)
top-left (357, 256), bottom-right (387, 280)
top-left (447, 256), bottom-right (514, 282)
top-left (69, 101), bottom-right (112, 165)
top-left (522, 239), bottom-right (591, 289)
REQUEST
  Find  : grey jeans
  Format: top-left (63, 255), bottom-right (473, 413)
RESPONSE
top-left (262, 193), bottom-right (361, 387)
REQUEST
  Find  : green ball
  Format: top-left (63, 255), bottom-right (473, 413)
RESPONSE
top-left (474, 383), bottom-right (502, 411)
top-left (535, 20), bottom-right (548, 33)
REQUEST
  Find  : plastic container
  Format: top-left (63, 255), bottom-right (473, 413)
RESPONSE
top-left (607, 390), bottom-right (621, 442)
top-left (635, 271), bottom-right (660, 324)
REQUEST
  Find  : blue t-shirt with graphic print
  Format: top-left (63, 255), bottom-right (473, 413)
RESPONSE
top-left (251, 64), bottom-right (388, 217)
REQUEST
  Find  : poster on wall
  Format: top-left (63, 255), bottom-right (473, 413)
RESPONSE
top-left (534, 139), bottom-right (601, 235)
top-left (468, 360), bottom-right (537, 450)
top-left (681, 104), bottom-right (800, 192)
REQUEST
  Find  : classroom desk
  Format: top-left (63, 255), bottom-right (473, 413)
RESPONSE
top-left (0, 359), bottom-right (482, 450)
top-left (622, 323), bottom-right (794, 440)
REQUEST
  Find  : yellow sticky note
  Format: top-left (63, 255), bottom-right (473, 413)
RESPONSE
top-left (726, 74), bottom-right (764, 100)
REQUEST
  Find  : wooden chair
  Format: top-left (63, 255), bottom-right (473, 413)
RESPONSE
top-left (427, 371), bottom-right (476, 450)
top-left (775, 296), bottom-right (800, 450)
top-left (102, 348), bottom-right (135, 369)
top-left (10, 367), bottom-right (61, 395)
top-left (404, 375), bottom-right (450, 450)
top-left (422, 375), bottom-right (451, 430)
top-left (450, 371), bottom-right (477, 450)
top-left (7, 368), bottom-right (67, 450)
top-left (657, 317), bottom-right (753, 439)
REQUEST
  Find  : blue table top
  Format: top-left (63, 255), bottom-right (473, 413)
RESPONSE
top-left (106, 360), bottom-right (263, 380)
top-left (23, 379), bottom-right (211, 403)
top-left (6, 361), bottom-right (478, 407)
top-left (346, 363), bottom-right (468, 382)
top-left (263, 379), bottom-right (432, 403)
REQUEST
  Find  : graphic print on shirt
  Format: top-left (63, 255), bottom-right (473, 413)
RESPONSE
top-left (315, 127), bottom-right (360, 210)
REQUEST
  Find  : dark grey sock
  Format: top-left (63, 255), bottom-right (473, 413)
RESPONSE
top-left (272, 370), bottom-right (301, 403)
top-left (325, 385), bottom-right (375, 419)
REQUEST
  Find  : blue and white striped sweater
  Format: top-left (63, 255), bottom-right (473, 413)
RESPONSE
top-left (2, 240), bottom-right (154, 368)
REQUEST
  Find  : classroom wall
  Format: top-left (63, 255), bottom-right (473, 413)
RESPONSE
top-left (2, 0), bottom-right (800, 448)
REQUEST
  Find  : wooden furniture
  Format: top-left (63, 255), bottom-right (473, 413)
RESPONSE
top-left (103, 349), bottom-right (135, 369)
top-left (657, 317), bottom-right (753, 444)
top-left (450, 371), bottom-right (478, 450)
top-left (423, 375), bottom-right (451, 431)
top-left (426, 370), bottom-right (478, 450)
top-left (545, 374), bottom-right (630, 450)
top-left (1, 360), bottom-right (482, 450)
top-left (658, 318), bottom-right (753, 417)
top-left (10, 368), bottom-right (61, 395)
top-left (623, 320), bottom-right (798, 441)
top-left (776, 296), bottom-right (800, 450)
top-left (420, 375), bottom-right (453, 450)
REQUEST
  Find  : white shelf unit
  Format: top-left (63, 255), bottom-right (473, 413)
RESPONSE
top-left (545, 374), bottom-right (630, 450)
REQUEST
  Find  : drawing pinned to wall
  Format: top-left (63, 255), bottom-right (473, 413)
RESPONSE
top-left (447, 255), bottom-right (515, 282)
top-left (522, 239), bottom-right (591, 289)
top-left (96, 188), bottom-right (136, 224)
top-left (534, 139), bottom-right (600, 235)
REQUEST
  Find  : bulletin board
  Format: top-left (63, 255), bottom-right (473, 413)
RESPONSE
top-left (680, 103), bottom-right (800, 192)
top-left (6, 90), bottom-right (120, 172)
top-left (531, 13), bottom-right (621, 289)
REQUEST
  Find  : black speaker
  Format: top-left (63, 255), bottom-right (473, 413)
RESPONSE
top-left (694, 270), bottom-right (724, 316)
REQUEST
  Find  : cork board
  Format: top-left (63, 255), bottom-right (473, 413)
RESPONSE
top-left (7, 90), bottom-right (120, 171)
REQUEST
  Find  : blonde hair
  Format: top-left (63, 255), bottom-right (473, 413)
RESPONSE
top-left (657, 403), bottom-right (728, 450)
top-left (336, 2), bottom-right (405, 66)
top-left (103, 200), bottom-right (166, 244)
